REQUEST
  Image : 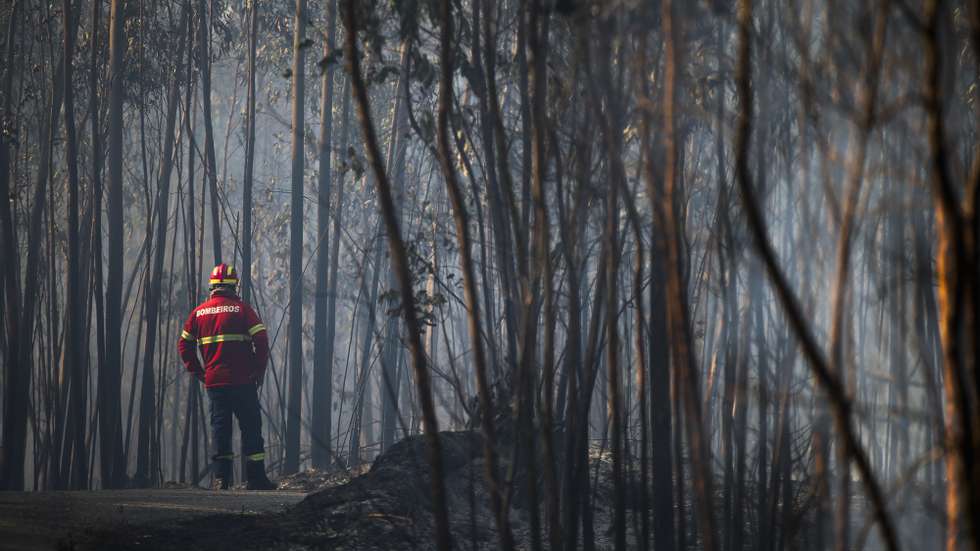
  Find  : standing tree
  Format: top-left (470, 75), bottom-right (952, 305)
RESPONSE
top-left (102, 0), bottom-right (128, 490)
top-left (343, 1), bottom-right (451, 548)
top-left (60, 0), bottom-right (88, 491)
top-left (197, 0), bottom-right (222, 262)
top-left (241, 0), bottom-right (258, 303)
top-left (312, 0), bottom-right (338, 469)
top-left (284, 0), bottom-right (307, 475)
top-left (0, 0), bottom-right (23, 492)
top-left (134, 6), bottom-right (187, 489)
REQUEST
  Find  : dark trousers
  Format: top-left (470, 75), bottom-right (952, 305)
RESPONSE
top-left (208, 384), bottom-right (265, 464)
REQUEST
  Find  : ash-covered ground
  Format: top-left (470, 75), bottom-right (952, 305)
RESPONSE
top-left (77, 430), bottom-right (632, 550)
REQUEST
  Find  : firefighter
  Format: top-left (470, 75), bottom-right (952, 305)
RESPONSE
top-left (178, 263), bottom-right (276, 490)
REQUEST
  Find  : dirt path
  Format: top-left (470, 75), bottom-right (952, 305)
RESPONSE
top-left (0, 489), bottom-right (307, 550)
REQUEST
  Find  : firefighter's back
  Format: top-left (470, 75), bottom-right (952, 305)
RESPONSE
top-left (191, 293), bottom-right (255, 387)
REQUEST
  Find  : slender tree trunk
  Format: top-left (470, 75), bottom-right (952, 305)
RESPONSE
top-left (732, 2), bottom-right (899, 549)
top-left (484, 1), bottom-right (526, 370)
top-left (661, 3), bottom-right (717, 549)
top-left (197, 0), bottom-right (222, 263)
top-left (343, 3), bottom-right (451, 548)
top-left (85, 0), bottom-right (107, 488)
top-left (179, 18), bottom-right (201, 485)
top-left (241, 0), bottom-right (257, 303)
top-left (321, 76), bottom-right (351, 468)
top-left (711, 20), bottom-right (739, 551)
top-left (516, 3), bottom-right (531, 266)
top-left (720, 218), bottom-right (738, 551)
top-left (0, 0), bottom-right (23, 491)
top-left (60, 0), bottom-right (90, 491)
top-left (101, 0), bottom-right (128, 490)
top-left (312, 0), bottom-right (337, 470)
top-left (525, 4), bottom-right (560, 549)
top-left (7, 10), bottom-right (73, 492)
top-left (636, 23), bottom-right (676, 551)
top-left (350, 242), bottom-right (382, 466)
top-left (379, 40), bottom-right (410, 456)
top-left (886, 192), bottom-right (909, 492)
top-left (589, 14), bottom-right (627, 551)
top-left (754, 270), bottom-right (772, 551)
top-left (283, 0), bottom-right (306, 475)
top-left (435, 0), bottom-right (514, 548)
top-left (134, 7), bottom-right (187, 488)
top-left (923, 2), bottom-right (980, 549)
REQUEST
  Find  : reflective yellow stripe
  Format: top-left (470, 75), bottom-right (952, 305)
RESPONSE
top-left (180, 330), bottom-right (196, 341)
top-left (197, 333), bottom-right (250, 345)
top-left (209, 278), bottom-right (239, 284)
top-left (214, 454), bottom-right (234, 460)
top-left (248, 324), bottom-right (266, 336)
top-left (245, 452), bottom-right (265, 462)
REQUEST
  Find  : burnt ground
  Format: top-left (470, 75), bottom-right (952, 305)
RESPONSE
top-left (1, 428), bottom-right (938, 551)
top-left (0, 488), bottom-right (308, 550)
top-left (85, 431), bottom-right (516, 550)
top-left (1, 431), bottom-right (631, 550)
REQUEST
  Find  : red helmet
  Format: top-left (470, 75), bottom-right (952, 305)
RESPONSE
top-left (209, 263), bottom-right (239, 287)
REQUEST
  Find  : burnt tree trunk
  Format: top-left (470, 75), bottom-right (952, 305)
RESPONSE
top-left (101, 0), bottom-right (128, 490)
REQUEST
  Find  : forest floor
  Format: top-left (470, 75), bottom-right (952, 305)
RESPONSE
top-left (0, 487), bottom-right (308, 550)
top-left (0, 431), bottom-right (628, 550)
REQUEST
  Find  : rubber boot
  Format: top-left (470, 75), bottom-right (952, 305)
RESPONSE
top-left (212, 458), bottom-right (232, 490)
top-left (245, 459), bottom-right (277, 490)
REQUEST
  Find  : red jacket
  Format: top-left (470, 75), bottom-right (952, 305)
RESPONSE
top-left (178, 290), bottom-right (269, 388)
